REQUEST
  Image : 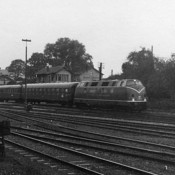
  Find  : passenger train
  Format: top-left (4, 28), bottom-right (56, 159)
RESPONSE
top-left (0, 79), bottom-right (147, 111)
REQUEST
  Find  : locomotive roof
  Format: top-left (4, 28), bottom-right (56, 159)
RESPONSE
top-left (78, 79), bottom-right (142, 87)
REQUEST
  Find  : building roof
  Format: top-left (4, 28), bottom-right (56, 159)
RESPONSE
top-left (0, 69), bottom-right (10, 76)
top-left (74, 66), bottom-right (104, 75)
top-left (36, 66), bottom-right (70, 75)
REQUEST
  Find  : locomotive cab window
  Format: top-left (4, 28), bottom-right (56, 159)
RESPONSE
top-left (84, 82), bottom-right (89, 87)
top-left (120, 81), bottom-right (125, 87)
top-left (79, 82), bottom-right (86, 87)
top-left (111, 81), bottom-right (117, 86)
top-left (126, 80), bottom-right (142, 87)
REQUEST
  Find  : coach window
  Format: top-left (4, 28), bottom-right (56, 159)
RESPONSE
top-left (102, 82), bottom-right (109, 86)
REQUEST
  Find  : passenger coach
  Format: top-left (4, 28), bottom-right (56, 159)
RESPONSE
top-left (24, 82), bottom-right (78, 105)
top-left (0, 84), bottom-right (22, 102)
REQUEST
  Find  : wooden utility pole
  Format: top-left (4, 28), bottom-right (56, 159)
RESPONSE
top-left (99, 62), bottom-right (102, 80)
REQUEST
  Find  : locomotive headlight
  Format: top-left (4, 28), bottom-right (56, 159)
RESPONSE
top-left (131, 94), bottom-right (135, 101)
top-left (144, 94), bottom-right (147, 101)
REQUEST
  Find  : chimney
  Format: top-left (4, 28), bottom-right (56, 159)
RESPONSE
top-left (111, 69), bottom-right (113, 76)
top-left (46, 66), bottom-right (50, 72)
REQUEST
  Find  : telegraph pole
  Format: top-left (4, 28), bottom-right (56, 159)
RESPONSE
top-left (98, 62), bottom-right (104, 80)
top-left (22, 39), bottom-right (31, 107)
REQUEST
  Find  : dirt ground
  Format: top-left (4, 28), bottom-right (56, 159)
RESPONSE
top-left (0, 149), bottom-right (57, 175)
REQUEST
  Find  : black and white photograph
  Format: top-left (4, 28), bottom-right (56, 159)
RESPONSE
top-left (0, 0), bottom-right (175, 174)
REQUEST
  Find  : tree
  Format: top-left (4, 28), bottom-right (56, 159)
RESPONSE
top-left (28, 52), bottom-right (46, 69)
top-left (147, 72), bottom-right (169, 99)
top-left (6, 59), bottom-right (25, 80)
top-left (122, 48), bottom-right (155, 85)
top-left (27, 52), bottom-right (47, 81)
top-left (163, 58), bottom-right (175, 99)
top-left (44, 38), bottom-right (94, 74)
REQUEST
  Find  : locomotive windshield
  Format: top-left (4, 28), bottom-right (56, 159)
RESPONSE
top-left (126, 79), bottom-right (143, 86)
top-left (126, 79), bottom-right (144, 91)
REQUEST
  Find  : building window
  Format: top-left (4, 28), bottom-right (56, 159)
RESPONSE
top-left (57, 74), bottom-right (69, 82)
top-left (58, 75), bottom-right (61, 81)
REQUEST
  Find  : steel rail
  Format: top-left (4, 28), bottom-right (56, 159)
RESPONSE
top-left (11, 126), bottom-right (175, 152)
top-left (9, 132), bottom-right (158, 175)
top-left (5, 139), bottom-right (103, 175)
top-left (13, 130), bottom-right (175, 165)
top-left (2, 110), bottom-right (175, 155)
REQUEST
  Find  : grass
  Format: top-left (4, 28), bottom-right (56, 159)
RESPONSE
top-left (148, 98), bottom-right (175, 112)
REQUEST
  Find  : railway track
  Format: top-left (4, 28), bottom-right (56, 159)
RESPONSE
top-left (1, 108), bottom-right (175, 151)
top-left (1, 102), bottom-right (175, 124)
top-left (11, 126), bottom-right (175, 164)
top-left (1, 103), bottom-right (175, 174)
top-left (4, 106), bottom-right (175, 140)
top-left (7, 131), bottom-right (160, 175)
top-left (5, 139), bottom-right (98, 175)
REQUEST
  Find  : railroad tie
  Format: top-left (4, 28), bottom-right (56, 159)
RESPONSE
top-left (70, 160), bottom-right (90, 167)
top-left (56, 155), bottom-right (66, 158)
top-left (19, 152), bottom-right (26, 155)
top-left (77, 163), bottom-right (91, 167)
top-left (50, 165), bottom-right (57, 168)
top-left (6, 147), bottom-right (15, 150)
top-left (37, 159), bottom-right (45, 162)
top-left (57, 169), bottom-right (67, 171)
top-left (30, 157), bottom-right (39, 161)
top-left (70, 160), bottom-right (86, 163)
top-left (14, 149), bottom-right (23, 152)
top-left (24, 154), bottom-right (33, 157)
top-left (44, 162), bottom-right (50, 165)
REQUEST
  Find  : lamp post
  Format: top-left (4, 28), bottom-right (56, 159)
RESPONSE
top-left (22, 39), bottom-right (31, 107)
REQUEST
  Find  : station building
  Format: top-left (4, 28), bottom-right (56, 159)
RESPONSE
top-left (0, 69), bottom-right (14, 85)
top-left (36, 65), bottom-right (103, 83)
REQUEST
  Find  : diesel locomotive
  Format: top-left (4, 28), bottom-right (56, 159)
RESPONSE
top-left (0, 79), bottom-right (147, 111)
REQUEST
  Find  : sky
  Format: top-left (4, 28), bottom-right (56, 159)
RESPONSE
top-left (1, 0), bottom-right (175, 77)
